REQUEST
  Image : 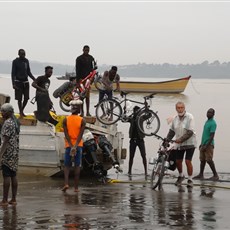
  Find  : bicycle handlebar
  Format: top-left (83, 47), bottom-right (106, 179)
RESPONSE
top-left (151, 133), bottom-right (175, 147)
top-left (152, 133), bottom-right (165, 141)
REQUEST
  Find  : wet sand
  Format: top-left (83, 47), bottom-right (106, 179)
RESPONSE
top-left (0, 172), bottom-right (229, 229)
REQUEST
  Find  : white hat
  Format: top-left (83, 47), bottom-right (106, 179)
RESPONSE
top-left (69, 99), bottom-right (83, 106)
top-left (1, 103), bottom-right (14, 113)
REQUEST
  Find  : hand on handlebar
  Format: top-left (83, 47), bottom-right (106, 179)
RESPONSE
top-left (162, 138), bottom-right (170, 148)
top-left (114, 88), bottom-right (120, 92)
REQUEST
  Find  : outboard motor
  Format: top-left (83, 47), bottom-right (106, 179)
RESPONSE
top-left (82, 129), bottom-right (98, 163)
top-left (82, 129), bottom-right (106, 179)
top-left (98, 135), bottom-right (122, 173)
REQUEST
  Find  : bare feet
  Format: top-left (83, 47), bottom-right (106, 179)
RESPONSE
top-left (19, 113), bottom-right (26, 118)
top-left (0, 201), bottom-right (8, 206)
top-left (9, 200), bottom-right (17, 205)
top-left (193, 174), bottom-right (204, 180)
top-left (208, 176), bottom-right (219, 181)
top-left (74, 189), bottom-right (79, 192)
top-left (61, 185), bottom-right (69, 192)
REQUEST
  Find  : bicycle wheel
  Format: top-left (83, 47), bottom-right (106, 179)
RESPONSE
top-left (94, 75), bottom-right (118, 91)
top-left (95, 98), bottom-right (122, 125)
top-left (94, 75), bottom-right (105, 91)
top-left (151, 156), bottom-right (165, 190)
top-left (59, 99), bottom-right (71, 112)
top-left (137, 109), bottom-right (160, 136)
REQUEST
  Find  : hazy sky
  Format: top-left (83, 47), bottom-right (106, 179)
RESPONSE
top-left (1, 1), bottom-right (230, 66)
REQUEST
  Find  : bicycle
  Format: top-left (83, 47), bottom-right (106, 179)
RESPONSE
top-left (54, 67), bottom-right (99, 112)
top-left (149, 133), bottom-right (176, 190)
top-left (95, 91), bottom-right (160, 136)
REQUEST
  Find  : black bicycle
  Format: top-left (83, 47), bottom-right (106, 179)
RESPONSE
top-left (95, 91), bottom-right (160, 136)
top-left (149, 134), bottom-right (176, 190)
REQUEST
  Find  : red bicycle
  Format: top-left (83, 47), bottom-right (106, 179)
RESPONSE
top-left (55, 68), bottom-right (98, 112)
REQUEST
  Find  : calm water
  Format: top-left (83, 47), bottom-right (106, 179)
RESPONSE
top-left (0, 75), bottom-right (230, 229)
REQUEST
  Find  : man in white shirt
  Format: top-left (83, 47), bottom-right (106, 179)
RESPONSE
top-left (166, 101), bottom-right (197, 187)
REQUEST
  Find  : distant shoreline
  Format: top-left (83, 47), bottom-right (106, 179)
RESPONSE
top-left (1, 60), bottom-right (230, 79)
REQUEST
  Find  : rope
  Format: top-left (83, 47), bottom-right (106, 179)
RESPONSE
top-left (190, 78), bottom-right (201, 94)
top-left (164, 182), bottom-right (230, 190)
top-left (108, 179), bottom-right (230, 189)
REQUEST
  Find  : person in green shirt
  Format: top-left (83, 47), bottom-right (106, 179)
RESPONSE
top-left (193, 108), bottom-right (219, 181)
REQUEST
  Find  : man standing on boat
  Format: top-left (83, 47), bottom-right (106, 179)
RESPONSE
top-left (98, 66), bottom-right (120, 121)
top-left (62, 99), bottom-right (86, 192)
top-left (99, 66), bottom-right (120, 102)
top-left (32, 66), bottom-right (53, 122)
top-left (11, 49), bottom-right (36, 118)
top-left (0, 103), bottom-right (20, 206)
top-left (75, 45), bottom-right (96, 116)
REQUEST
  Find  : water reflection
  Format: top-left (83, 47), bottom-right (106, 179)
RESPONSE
top-left (63, 214), bottom-right (90, 229)
top-left (81, 188), bottom-right (114, 207)
top-left (169, 186), bottom-right (194, 228)
top-left (1, 206), bottom-right (18, 229)
top-left (152, 187), bottom-right (195, 229)
top-left (0, 179), bottom-right (226, 229)
top-left (63, 193), bottom-right (80, 205)
top-left (128, 188), bottom-right (146, 223)
top-left (200, 182), bottom-right (216, 198)
top-left (199, 182), bottom-right (217, 228)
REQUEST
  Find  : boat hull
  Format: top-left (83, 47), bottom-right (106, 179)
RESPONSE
top-left (91, 76), bottom-right (191, 93)
top-left (57, 74), bottom-right (191, 93)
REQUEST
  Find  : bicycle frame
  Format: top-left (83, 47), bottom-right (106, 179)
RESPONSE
top-left (61, 70), bottom-right (98, 103)
top-left (58, 68), bottom-right (98, 112)
top-left (114, 92), bottom-right (154, 120)
top-left (80, 69), bottom-right (98, 87)
top-left (150, 134), bottom-right (174, 190)
top-left (95, 90), bottom-right (160, 135)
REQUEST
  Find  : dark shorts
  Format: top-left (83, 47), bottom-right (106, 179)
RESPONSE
top-left (99, 90), bottom-right (112, 102)
top-left (176, 148), bottom-right (195, 161)
top-left (2, 164), bottom-right (17, 177)
top-left (15, 81), bottom-right (29, 101)
top-left (64, 147), bottom-right (82, 167)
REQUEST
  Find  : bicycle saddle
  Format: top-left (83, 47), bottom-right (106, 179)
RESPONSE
top-left (120, 91), bottom-right (129, 97)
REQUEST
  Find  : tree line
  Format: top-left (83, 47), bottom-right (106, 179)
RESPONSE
top-left (0, 60), bottom-right (230, 79)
